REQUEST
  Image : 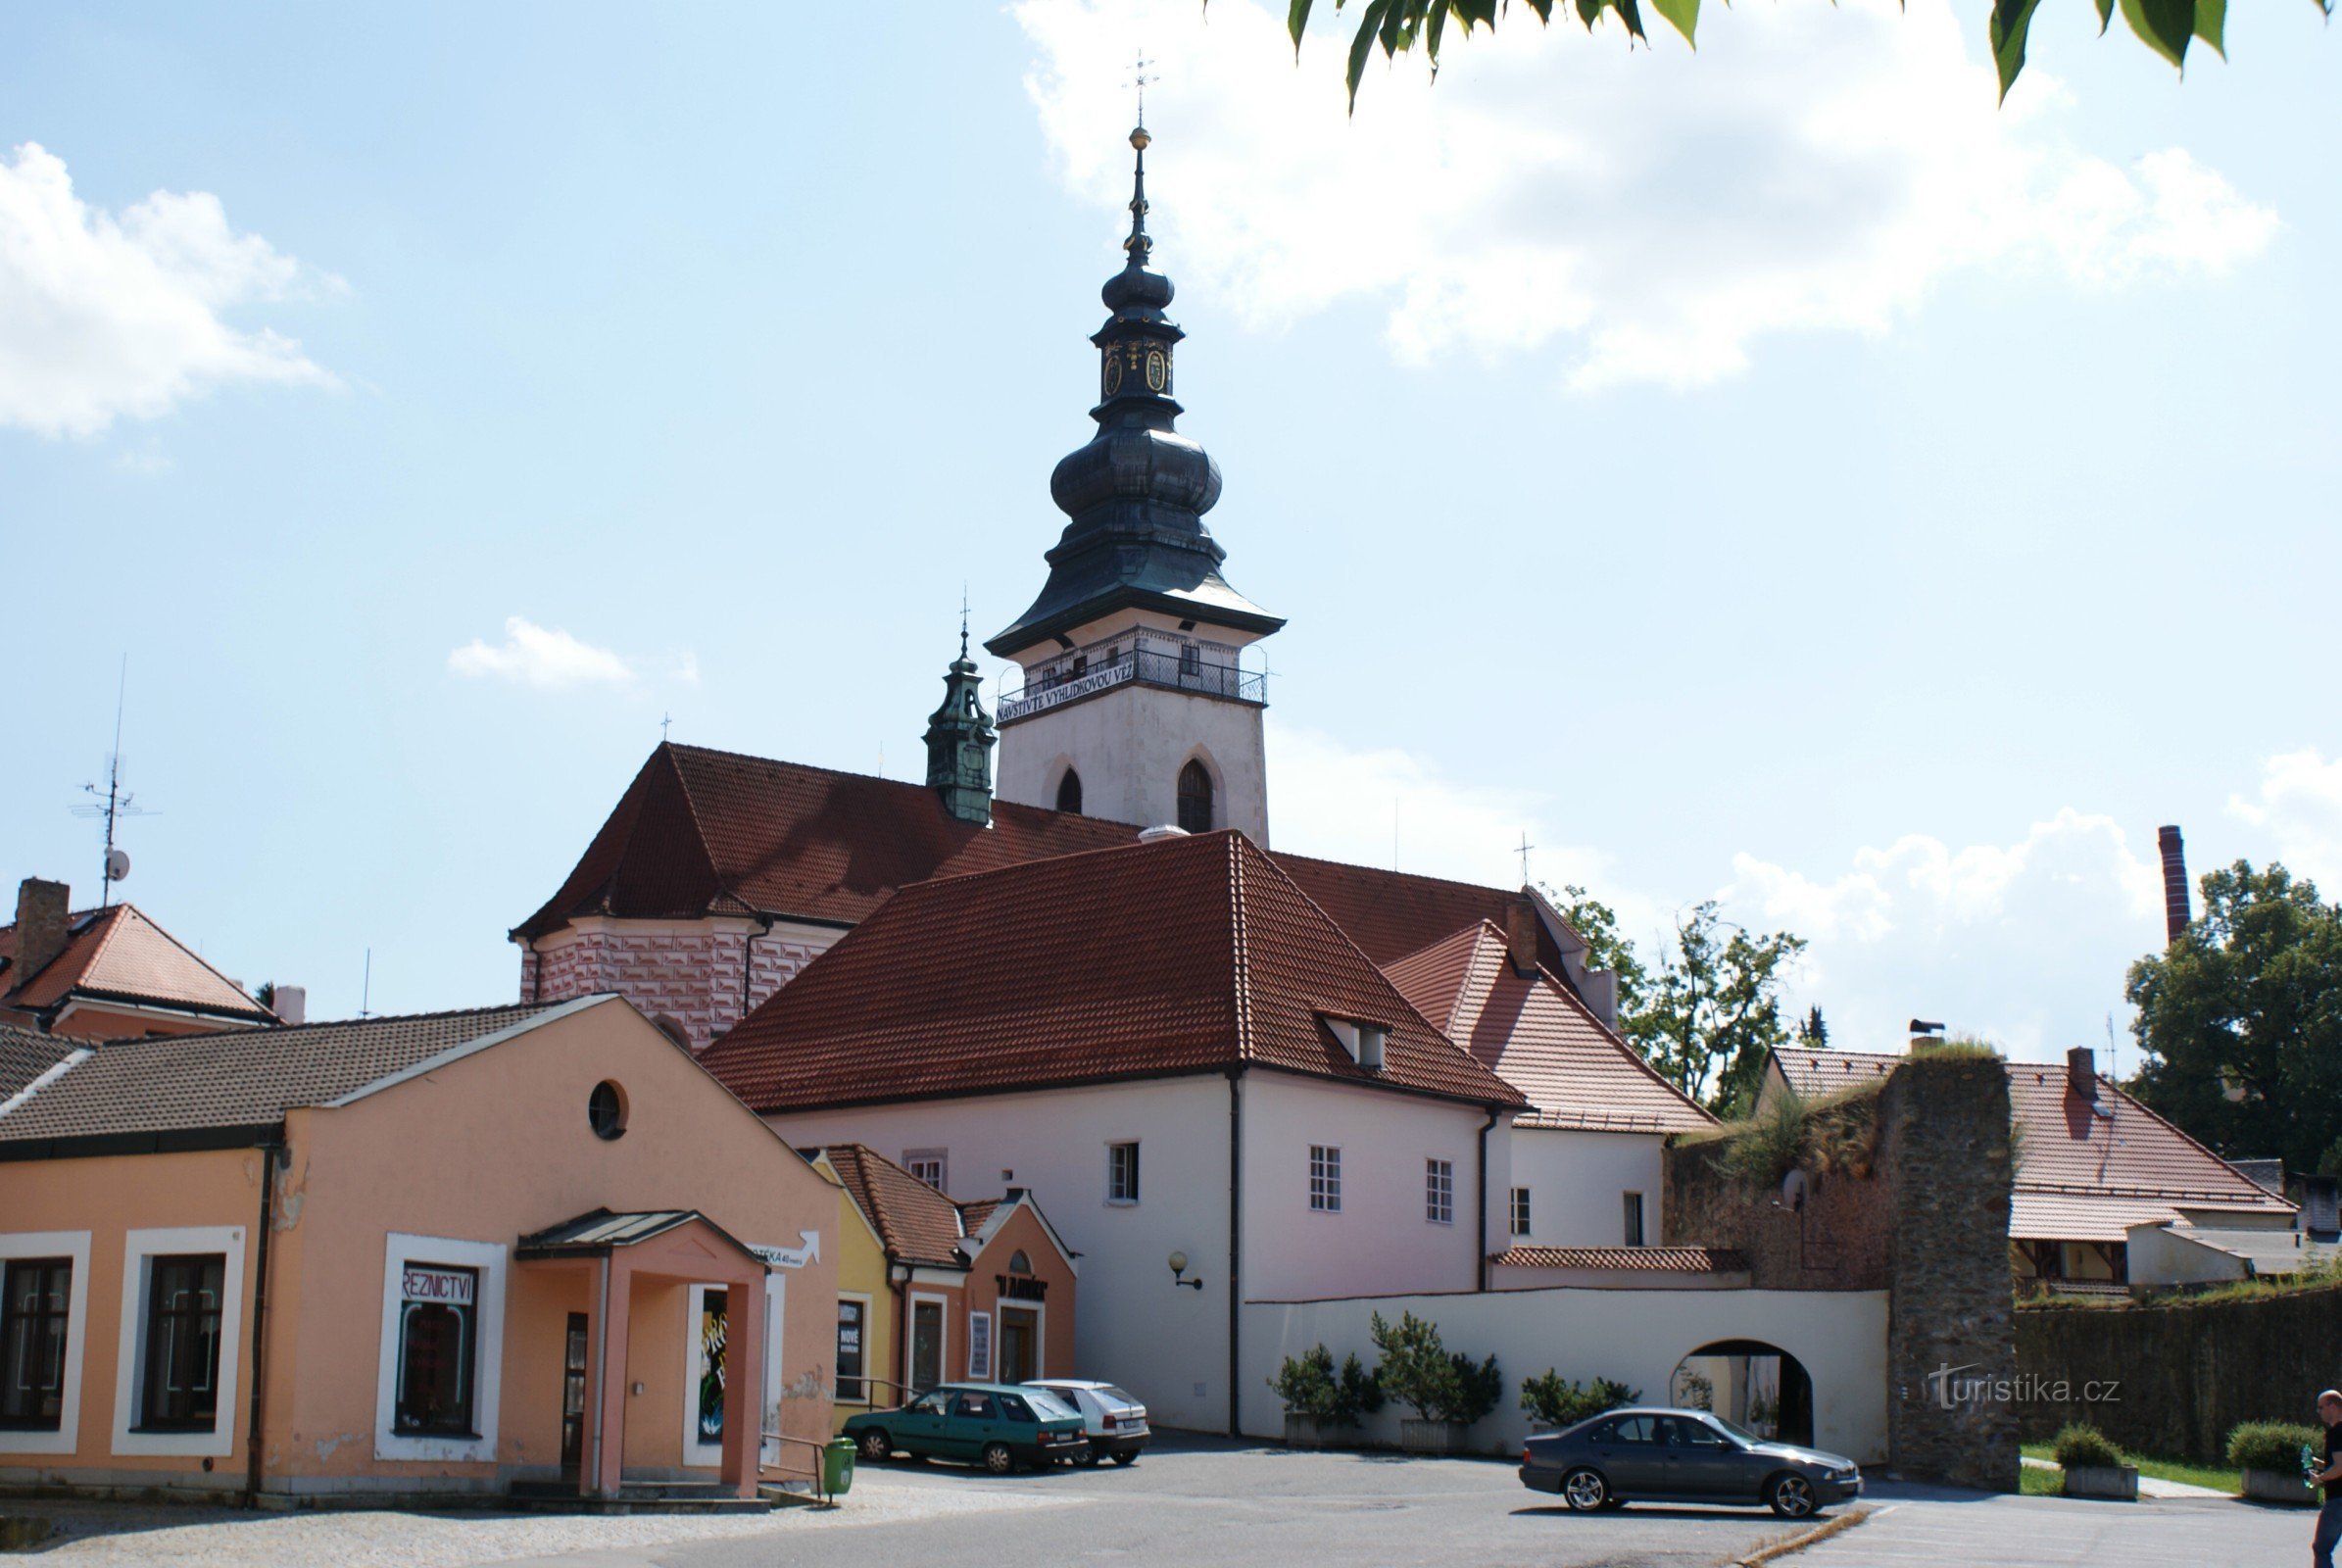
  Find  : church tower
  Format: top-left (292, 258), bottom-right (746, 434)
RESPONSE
top-left (987, 123), bottom-right (1283, 842)
top-left (924, 612), bottom-right (997, 826)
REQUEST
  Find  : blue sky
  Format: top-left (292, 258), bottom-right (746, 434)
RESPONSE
top-left (3, 1), bottom-right (2335, 1063)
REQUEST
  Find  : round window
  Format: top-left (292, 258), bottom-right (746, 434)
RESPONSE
top-left (588, 1080), bottom-right (628, 1141)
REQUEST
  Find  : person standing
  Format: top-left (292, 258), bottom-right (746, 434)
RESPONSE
top-left (2312, 1390), bottom-right (2342, 1568)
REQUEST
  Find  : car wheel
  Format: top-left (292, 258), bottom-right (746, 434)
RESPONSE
top-left (1077, 1448), bottom-right (1104, 1467)
top-left (982, 1442), bottom-right (1016, 1476)
top-left (857, 1430), bottom-right (893, 1461)
top-left (1561, 1468), bottom-right (1609, 1511)
top-left (1767, 1473), bottom-right (1818, 1519)
top-left (1111, 1450), bottom-right (1138, 1467)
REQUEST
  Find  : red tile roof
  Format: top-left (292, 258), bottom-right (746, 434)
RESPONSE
top-left (702, 831), bottom-right (1528, 1115)
top-left (1273, 852), bottom-right (1571, 972)
top-left (0, 904), bottom-right (274, 1028)
top-left (819, 1143), bottom-right (973, 1269)
top-left (1766, 1045), bottom-right (2294, 1241)
top-left (513, 744), bottom-right (1138, 941)
top-left (1387, 922), bottom-right (1712, 1135)
top-left (1489, 1245), bottom-right (1748, 1273)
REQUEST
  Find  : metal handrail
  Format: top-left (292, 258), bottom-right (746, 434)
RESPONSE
top-left (760, 1429), bottom-right (835, 1504)
top-left (999, 644), bottom-right (1264, 721)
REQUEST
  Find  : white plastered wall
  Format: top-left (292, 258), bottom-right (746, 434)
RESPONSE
top-left (1504, 1129), bottom-right (1668, 1249)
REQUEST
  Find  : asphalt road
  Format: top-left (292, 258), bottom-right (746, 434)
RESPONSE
top-left (494, 1438), bottom-right (2320, 1568)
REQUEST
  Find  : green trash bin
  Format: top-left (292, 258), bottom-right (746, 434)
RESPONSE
top-left (822, 1436), bottom-right (857, 1498)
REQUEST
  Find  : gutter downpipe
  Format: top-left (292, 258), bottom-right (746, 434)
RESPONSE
top-left (1477, 1105), bottom-right (1501, 1293)
top-left (1227, 1066), bottom-right (1244, 1440)
top-left (243, 1139), bottom-right (281, 1505)
top-left (892, 1262), bottom-right (911, 1400)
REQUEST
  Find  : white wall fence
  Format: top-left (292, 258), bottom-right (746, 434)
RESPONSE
top-left (1237, 1287), bottom-right (1889, 1463)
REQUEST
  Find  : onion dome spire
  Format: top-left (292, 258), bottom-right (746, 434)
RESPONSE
top-left (986, 126), bottom-right (1282, 659)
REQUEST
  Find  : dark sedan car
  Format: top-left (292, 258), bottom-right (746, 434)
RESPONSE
top-left (1519, 1407), bottom-right (1862, 1518)
top-left (844, 1384), bottom-right (1090, 1474)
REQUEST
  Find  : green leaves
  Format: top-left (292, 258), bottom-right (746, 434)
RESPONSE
top-left (1257, 0), bottom-right (2328, 112)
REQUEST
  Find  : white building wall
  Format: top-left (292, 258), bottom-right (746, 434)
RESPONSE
top-left (768, 1076), bottom-right (1235, 1432)
top-left (1504, 1129), bottom-right (1667, 1250)
top-left (996, 686), bottom-right (1269, 842)
top-left (1238, 1287), bottom-right (1889, 1463)
top-left (1241, 1072), bottom-right (1506, 1302)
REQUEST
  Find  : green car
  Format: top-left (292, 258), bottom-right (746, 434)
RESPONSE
top-left (845, 1383), bottom-right (1091, 1474)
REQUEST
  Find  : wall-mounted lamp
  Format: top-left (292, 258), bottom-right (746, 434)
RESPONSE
top-left (1167, 1250), bottom-right (1204, 1291)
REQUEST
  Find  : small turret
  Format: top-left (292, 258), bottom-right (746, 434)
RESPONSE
top-left (924, 612), bottom-right (997, 826)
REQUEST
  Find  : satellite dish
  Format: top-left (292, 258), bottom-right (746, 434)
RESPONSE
top-left (104, 847), bottom-right (130, 883)
top-left (1780, 1169), bottom-right (1810, 1213)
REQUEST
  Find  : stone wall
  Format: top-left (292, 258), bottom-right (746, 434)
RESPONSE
top-left (2017, 1284), bottom-right (2342, 1463)
top-left (1664, 1124), bottom-right (1889, 1292)
top-left (518, 919), bottom-right (840, 1050)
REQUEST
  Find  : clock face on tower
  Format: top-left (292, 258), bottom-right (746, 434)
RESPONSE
top-left (1102, 353), bottom-right (1123, 398)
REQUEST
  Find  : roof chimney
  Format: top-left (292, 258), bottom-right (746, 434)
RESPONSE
top-left (12, 878), bottom-right (71, 985)
top-left (2158, 826), bottom-right (2191, 947)
top-left (272, 984), bottom-right (306, 1026)
top-left (1909, 1017), bottom-right (1945, 1054)
top-left (1504, 898), bottom-right (1539, 976)
top-left (2067, 1045), bottom-right (2098, 1102)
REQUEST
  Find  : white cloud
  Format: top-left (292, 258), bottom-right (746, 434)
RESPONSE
top-left (0, 142), bottom-right (339, 438)
top-left (448, 617), bottom-right (642, 689)
top-left (1016, 0), bottom-right (2277, 389)
top-left (1725, 809), bottom-right (2165, 1062)
top-left (2228, 750), bottom-right (2342, 893)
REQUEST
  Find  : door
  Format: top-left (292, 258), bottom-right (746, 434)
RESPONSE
top-left (998, 1306), bottom-right (1039, 1385)
top-left (909, 1299), bottom-right (944, 1395)
top-left (559, 1313), bottom-right (589, 1482)
top-left (950, 1389), bottom-right (1005, 1460)
top-left (892, 1389), bottom-right (952, 1456)
top-left (1594, 1413), bottom-right (1669, 1494)
top-left (1672, 1414), bottom-right (1748, 1497)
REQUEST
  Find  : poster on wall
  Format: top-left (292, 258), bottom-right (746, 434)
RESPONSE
top-left (698, 1291), bottom-right (728, 1445)
top-left (967, 1309), bottom-right (993, 1381)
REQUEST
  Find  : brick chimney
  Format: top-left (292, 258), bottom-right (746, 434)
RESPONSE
top-left (2157, 825), bottom-right (2191, 947)
top-left (2066, 1045), bottom-right (2098, 1102)
top-left (12, 878), bottom-right (71, 984)
top-left (1504, 898), bottom-right (1539, 975)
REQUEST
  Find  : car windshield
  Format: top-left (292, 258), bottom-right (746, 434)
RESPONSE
top-left (1094, 1385), bottom-right (1138, 1406)
top-left (1704, 1414), bottom-right (1759, 1445)
top-left (1024, 1390), bottom-right (1082, 1420)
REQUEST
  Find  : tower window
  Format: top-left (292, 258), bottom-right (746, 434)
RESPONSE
top-left (1177, 760), bottom-right (1213, 834)
top-left (1179, 643), bottom-right (1199, 678)
top-left (1056, 769), bottom-right (1084, 815)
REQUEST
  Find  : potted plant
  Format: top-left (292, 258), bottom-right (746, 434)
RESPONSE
top-left (1520, 1372), bottom-right (1639, 1434)
top-left (1370, 1311), bottom-right (1501, 1454)
top-left (2229, 1421), bottom-right (2324, 1505)
top-left (1270, 1344), bottom-right (1382, 1447)
top-left (2053, 1422), bottom-right (2137, 1500)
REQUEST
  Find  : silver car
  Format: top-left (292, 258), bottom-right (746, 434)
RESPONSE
top-left (1518, 1407), bottom-right (1862, 1518)
top-left (1023, 1379), bottom-right (1149, 1466)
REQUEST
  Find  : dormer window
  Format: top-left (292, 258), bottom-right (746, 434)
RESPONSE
top-left (1324, 1018), bottom-right (1387, 1072)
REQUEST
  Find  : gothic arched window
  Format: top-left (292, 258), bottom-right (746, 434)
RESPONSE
top-left (1177, 760), bottom-right (1213, 834)
top-left (1056, 768), bottom-right (1084, 815)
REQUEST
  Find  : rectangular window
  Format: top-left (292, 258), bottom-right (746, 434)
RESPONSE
top-left (835, 1298), bottom-right (867, 1404)
top-left (1425, 1159), bottom-right (1454, 1224)
top-left (967, 1309), bottom-right (994, 1382)
top-left (394, 1262), bottom-right (479, 1436)
top-left (1623, 1192), bottom-right (1645, 1249)
top-left (1509, 1187), bottom-right (1532, 1238)
top-left (1107, 1142), bottom-right (1141, 1204)
top-left (903, 1150), bottom-right (947, 1192)
top-left (0, 1258), bottom-right (72, 1431)
top-left (1308, 1146), bottom-right (1342, 1213)
top-left (140, 1254), bottom-right (224, 1431)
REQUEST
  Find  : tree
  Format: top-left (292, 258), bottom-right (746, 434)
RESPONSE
top-left (1640, 904), bottom-right (1807, 1115)
top-left (1263, 0), bottom-right (2330, 110)
top-left (1542, 882), bottom-right (1649, 1018)
top-left (2128, 860), bottom-right (2342, 1175)
top-left (1799, 1005), bottom-right (1829, 1048)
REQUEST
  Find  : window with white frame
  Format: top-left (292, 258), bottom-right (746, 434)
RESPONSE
top-left (1308, 1146), bottom-right (1342, 1212)
top-left (1509, 1187), bottom-right (1532, 1237)
top-left (0, 1257), bottom-right (73, 1430)
top-left (1106, 1142), bottom-right (1140, 1204)
top-left (138, 1254), bottom-right (225, 1432)
top-left (1425, 1159), bottom-right (1454, 1224)
top-left (903, 1150), bottom-right (948, 1191)
top-left (1623, 1192), bottom-right (1646, 1248)
top-left (393, 1263), bottom-right (479, 1436)
top-left (836, 1298), bottom-right (868, 1403)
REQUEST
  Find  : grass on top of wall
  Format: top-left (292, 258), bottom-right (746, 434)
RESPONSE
top-left (1677, 1078), bottom-right (1885, 1188)
top-left (2020, 1443), bottom-right (2241, 1494)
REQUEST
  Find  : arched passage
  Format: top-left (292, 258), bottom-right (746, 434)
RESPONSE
top-left (1670, 1340), bottom-right (1813, 1447)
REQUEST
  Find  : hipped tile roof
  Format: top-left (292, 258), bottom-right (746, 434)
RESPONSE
top-left (1767, 1045), bottom-right (2294, 1242)
top-left (1386, 922), bottom-right (1712, 1135)
top-left (512, 744), bottom-right (1138, 941)
top-left (0, 1025), bottom-right (77, 1101)
top-left (703, 831), bottom-right (1527, 1114)
top-left (1490, 1245), bottom-right (1748, 1273)
top-left (0, 1002), bottom-right (559, 1148)
top-left (0, 904), bottom-right (274, 1027)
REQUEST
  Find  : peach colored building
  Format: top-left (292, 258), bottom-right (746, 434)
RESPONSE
top-left (1, 878), bottom-right (278, 1041)
top-left (0, 995), bottom-right (836, 1504)
top-left (809, 1146), bottom-right (1076, 1429)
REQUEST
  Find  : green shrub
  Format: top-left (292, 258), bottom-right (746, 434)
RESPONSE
top-left (1369, 1310), bottom-right (1502, 1426)
top-left (1520, 1372), bottom-right (1639, 1430)
top-left (1269, 1345), bottom-right (1385, 1426)
top-left (2228, 1421), bottom-right (2322, 1474)
top-left (2051, 1422), bottom-right (2124, 1470)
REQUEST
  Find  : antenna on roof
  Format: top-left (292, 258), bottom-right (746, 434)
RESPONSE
top-left (71, 657), bottom-right (155, 906)
top-left (361, 949), bottom-right (373, 1019)
top-left (1516, 830), bottom-right (1535, 886)
top-left (660, 712), bottom-right (672, 742)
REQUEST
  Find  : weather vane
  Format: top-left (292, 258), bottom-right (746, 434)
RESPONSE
top-left (1127, 49), bottom-right (1157, 128)
top-left (1517, 831), bottom-right (1535, 885)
